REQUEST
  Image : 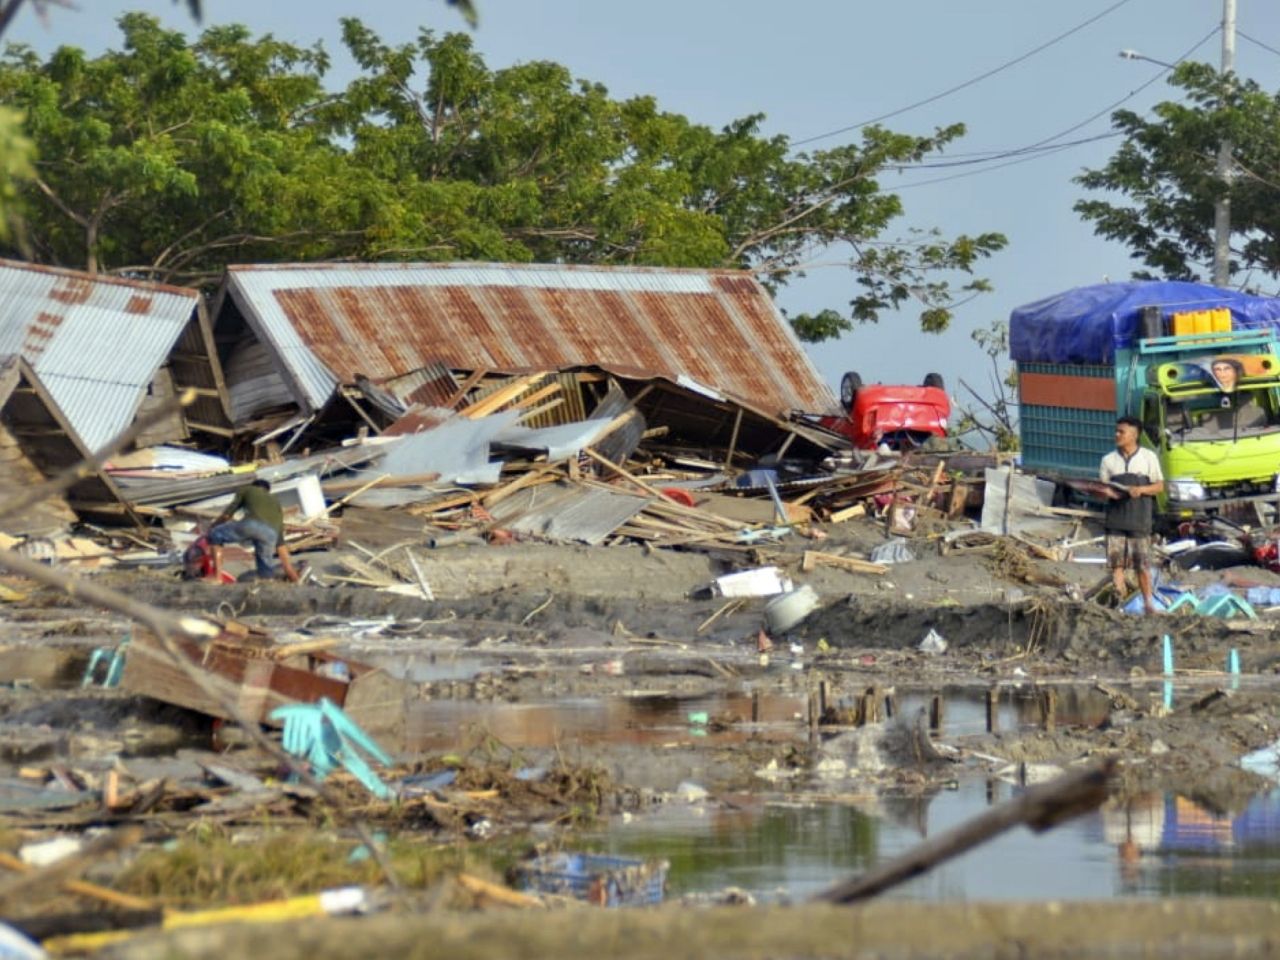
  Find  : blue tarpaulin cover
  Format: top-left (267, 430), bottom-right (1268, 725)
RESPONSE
top-left (1010, 281), bottom-right (1280, 364)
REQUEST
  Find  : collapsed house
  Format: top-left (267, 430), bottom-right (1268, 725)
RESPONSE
top-left (0, 260), bottom-right (231, 532)
top-left (0, 355), bottom-right (139, 533)
top-left (209, 262), bottom-right (845, 460)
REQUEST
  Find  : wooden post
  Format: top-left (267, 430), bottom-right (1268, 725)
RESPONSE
top-left (1001, 463), bottom-right (1016, 535)
top-left (858, 686), bottom-right (882, 726)
top-left (883, 688), bottom-right (896, 720)
top-left (929, 694), bottom-right (944, 732)
top-left (776, 430), bottom-right (797, 460)
top-left (1040, 687), bottom-right (1057, 732)
top-left (986, 686), bottom-right (1000, 733)
top-left (819, 680), bottom-right (830, 717)
top-left (808, 689), bottom-right (820, 732)
top-left (724, 406), bottom-right (744, 468)
top-left (751, 690), bottom-right (760, 724)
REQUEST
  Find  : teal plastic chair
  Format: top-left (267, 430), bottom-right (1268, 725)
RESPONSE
top-left (1164, 593), bottom-right (1201, 615)
top-left (270, 697), bottom-right (394, 800)
top-left (81, 637), bottom-right (129, 688)
top-left (1198, 593), bottom-right (1258, 620)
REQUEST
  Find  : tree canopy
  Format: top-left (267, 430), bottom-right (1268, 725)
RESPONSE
top-left (0, 14), bottom-right (1005, 338)
top-left (1075, 63), bottom-right (1280, 286)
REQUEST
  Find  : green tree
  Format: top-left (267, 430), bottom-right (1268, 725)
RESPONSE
top-left (1075, 63), bottom-right (1280, 284)
top-left (334, 23), bottom-right (1006, 337)
top-left (1, 15), bottom-right (1005, 338)
top-left (0, 15), bottom-right (381, 280)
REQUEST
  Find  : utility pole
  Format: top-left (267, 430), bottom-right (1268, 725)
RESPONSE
top-left (1212, 0), bottom-right (1236, 287)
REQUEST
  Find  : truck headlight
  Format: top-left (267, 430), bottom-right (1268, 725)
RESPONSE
top-left (1167, 478), bottom-right (1206, 501)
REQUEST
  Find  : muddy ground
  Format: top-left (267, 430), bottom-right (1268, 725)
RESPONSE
top-left (3, 517), bottom-right (1280, 954)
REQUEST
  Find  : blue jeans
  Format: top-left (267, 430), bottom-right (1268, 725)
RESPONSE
top-left (209, 520), bottom-right (279, 578)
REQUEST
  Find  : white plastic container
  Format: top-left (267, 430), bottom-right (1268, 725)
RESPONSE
top-left (294, 473), bottom-right (326, 519)
top-left (764, 584), bottom-right (820, 633)
top-left (714, 566), bottom-right (791, 598)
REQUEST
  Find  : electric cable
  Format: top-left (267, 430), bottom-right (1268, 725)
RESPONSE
top-left (792, 0), bottom-right (1138, 146)
top-left (1238, 31), bottom-right (1280, 60)
top-left (887, 26), bottom-right (1219, 184)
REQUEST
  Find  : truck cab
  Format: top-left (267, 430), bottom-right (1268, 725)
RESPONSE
top-left (1131, 333), bottom-right (1280, 513)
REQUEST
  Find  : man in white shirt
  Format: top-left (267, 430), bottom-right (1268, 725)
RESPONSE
top-left (1100, 416), bottom-right (1164, 614)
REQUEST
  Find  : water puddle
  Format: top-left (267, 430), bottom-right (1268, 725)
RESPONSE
top-left (356, 652), bottom-right (488, 684)
top-left (585, 781), bottom-right (1280, 901)
top-left (397, 683), bottom-right (1120, 752)
top-left (401, 690), bottom-right (810, 751)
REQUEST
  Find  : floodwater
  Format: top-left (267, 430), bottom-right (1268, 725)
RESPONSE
top-left (397, 682), bottom-right (1116, 752)
top-left (587, 781), bottom-right (1280, 902)
top-left (394, 680), bottom-right (1280, 901)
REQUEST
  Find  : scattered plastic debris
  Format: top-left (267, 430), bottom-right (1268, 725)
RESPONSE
top-left (869, 538), bottom-right (915, 565)
top-left (714, 566), bottom-right (791, 598)
top-left (918, 628), bottom-right (948, 655)
top-left (514, 853), bottom-right (669, 907)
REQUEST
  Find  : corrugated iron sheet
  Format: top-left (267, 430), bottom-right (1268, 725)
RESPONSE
top-left (222, 263), bottom-right (839, 419)
top-left (488, 481), bottom-right (649, 545)
top-left (382, 362), bottom-right (459, 409)
top-left (0, 260), bottom-right (199, 450)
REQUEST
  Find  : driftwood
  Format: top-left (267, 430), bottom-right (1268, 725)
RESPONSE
top-left (813, 760), bottom-right (1114, 904)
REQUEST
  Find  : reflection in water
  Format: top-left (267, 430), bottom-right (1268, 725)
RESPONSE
top-left (1100, 788), bottom-right (1280, 898)
top-left (398, 683), bottom-right (1122, 752)
top-left (400, 691), bottom-right (808, 752)
top-left (590, 782), bottom-right (1280, 902)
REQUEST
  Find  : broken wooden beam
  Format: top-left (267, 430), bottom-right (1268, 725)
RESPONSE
top-left (800, 550), bottom-right (887, 576)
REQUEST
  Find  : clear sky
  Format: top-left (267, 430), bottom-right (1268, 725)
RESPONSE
top-left (8, 0), bottom-right (1280, 412)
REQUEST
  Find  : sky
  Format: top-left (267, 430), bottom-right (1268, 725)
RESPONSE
top-left (8, 0), bottom-right (1280, 416)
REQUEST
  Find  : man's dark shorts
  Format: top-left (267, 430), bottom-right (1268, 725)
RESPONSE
top-left (1106, 532), bottom-right (1151, 570)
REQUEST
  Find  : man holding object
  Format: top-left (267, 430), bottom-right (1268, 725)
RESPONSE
top-left (1100, 416), bottom-right (1164, 614)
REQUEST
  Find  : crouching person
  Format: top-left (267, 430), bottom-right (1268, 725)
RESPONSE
top-left (208, 479), bottom-right (300, 583)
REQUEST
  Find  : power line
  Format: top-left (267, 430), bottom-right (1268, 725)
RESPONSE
top-left (892, 135), bottom-right (1123, 190)
top-left (887, 26), bottom-right (1218, 184)
top-left (792, 0), bottom-right (1138, 147)
top-left (1239, 31), bottom-right (1280, 60)
top-left (895, 131), bottom-right (1123, 171)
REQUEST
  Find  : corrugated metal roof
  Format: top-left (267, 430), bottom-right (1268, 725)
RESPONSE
top-left (0, 260), bottom-right (199, 450)
top-left (222, 263), bottom-right (839, 419)
top-left (488, 481), bottom-right (649, 545)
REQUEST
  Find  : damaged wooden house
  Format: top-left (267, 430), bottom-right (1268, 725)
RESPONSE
top-left (208, 262), bottom-right (846, 466)
top-left (0, 260), bottom-right (231, 534)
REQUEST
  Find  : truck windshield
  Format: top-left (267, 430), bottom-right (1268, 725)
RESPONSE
top-left (1164, 388), bottom-right (1279, 442)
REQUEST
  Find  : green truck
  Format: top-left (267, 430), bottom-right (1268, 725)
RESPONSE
top-left (1010, 281), bottom-right (1280, 518)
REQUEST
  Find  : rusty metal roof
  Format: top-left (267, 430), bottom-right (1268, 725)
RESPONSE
top-left (0, 260), bottom-right (200, 450)
top-left (220, 263), bottom-right (839, 419)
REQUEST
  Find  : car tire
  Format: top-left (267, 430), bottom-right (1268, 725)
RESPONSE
top-left (840, 371), bottom-right (863, 412)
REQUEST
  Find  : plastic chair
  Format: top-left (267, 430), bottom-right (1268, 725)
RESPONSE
top-left (1198, 593), bottom-right (1258, 620)
top-left (270, 698), bottom-right (394, 800)
top-left (1163, 593), bottom-right (1201, 615)
top-left (81, 637), bottom-right (129, 688)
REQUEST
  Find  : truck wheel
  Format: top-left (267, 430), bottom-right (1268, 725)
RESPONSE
top-left (922, 372), bottom-right (945, 390)
top-left (840, 372), bottom-right (862, 412)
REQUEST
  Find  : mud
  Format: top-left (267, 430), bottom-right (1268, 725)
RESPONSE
top-left (96, 900), bottom-right (1280, 960)
top-left (4, 527), bottom-right (1280, 950)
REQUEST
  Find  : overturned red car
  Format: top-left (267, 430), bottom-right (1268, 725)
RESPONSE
top-left (819, 371), bottom-right (951, 451)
